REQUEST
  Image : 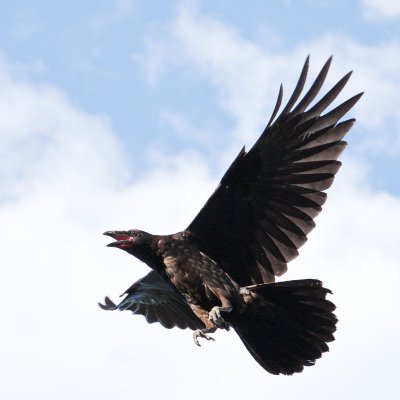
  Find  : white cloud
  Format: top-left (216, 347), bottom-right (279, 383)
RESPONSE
top-left (0, 55), bottom-right (216, 400)
top-left (363, 0), bottom-right (400, 19)
top-left (143, 4), bottom-right (400, 156)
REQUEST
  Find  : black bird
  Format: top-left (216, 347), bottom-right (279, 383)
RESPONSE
top-left (100, 56), bottom-right (362, 375)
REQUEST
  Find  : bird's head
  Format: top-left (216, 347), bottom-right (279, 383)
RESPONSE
top-left (103, 229), bottom-right (158, 263)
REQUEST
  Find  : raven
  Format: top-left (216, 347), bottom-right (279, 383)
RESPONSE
top-left (100, 56), bottom-right (362, 375)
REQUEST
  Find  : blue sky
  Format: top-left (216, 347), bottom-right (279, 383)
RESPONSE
top-left (1, 1), bottom-right (400, 399)
top-left (2, 0), bottom-right (400, 191)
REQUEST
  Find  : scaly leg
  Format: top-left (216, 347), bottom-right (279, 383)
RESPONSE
top-left (193, 327), bottom-right (217, 346)
top-left (208, 305), bottom-right (232, 330)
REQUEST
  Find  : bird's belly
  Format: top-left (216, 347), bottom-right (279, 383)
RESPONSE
top-left (162, 246), bottom-right (243, 312)
top-left (166, 268), bottom-right (218, 309)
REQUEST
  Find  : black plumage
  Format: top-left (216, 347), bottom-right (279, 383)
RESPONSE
top-left (99, 270), bottom-right (203, 330)
top-left (100, 57), bottom-right (362, 375)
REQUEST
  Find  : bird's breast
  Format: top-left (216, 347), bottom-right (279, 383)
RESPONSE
top-left (161, 245), bottom-right (242, 310)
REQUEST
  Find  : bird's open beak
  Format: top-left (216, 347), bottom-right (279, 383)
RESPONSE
top-left (103, 231), bottom-right (133, 248)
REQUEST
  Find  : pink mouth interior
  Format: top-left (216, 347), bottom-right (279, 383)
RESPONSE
top-left (113, 234), bottom-right (131, 241)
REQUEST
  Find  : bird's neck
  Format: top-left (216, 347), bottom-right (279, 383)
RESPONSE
top-left (128, 237), bottom-right (165, 273)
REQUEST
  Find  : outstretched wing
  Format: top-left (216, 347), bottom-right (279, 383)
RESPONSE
top-left (188, 56), bottom-right (362, 286)
top-left (99, 271), bottom-right (204, 330)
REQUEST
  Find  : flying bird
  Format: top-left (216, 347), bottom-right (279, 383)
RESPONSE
top-left (100, 56), bottom-right (362, 375)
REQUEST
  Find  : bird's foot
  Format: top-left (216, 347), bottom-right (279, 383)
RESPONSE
top-left (208, 306), bottom-right (231, 330)
top-left (193, 329), bottom-right (215, 346)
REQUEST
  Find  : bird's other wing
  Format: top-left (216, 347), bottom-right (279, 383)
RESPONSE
top-left (188, 56), bottom-right (363, 286)
top-left (99, 270), bottom-right (204, 330)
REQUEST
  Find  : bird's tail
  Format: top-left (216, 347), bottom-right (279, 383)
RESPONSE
top-left (230, 279), bottom-right (337, 375)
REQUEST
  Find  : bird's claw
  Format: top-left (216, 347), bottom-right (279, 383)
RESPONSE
top-left (239, 287), bottom-right (250, 296)
top-left (193, 329), bottom-right (215, 346)
top-left (208, 306), bottom-right (229, 330)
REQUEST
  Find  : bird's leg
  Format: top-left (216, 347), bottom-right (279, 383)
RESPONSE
top-left (208, 304), bottom-right (232, 330)
top-left (189, 304), bottom-right (218, 346)
top-left (193, 327), bottom-right (217, 347)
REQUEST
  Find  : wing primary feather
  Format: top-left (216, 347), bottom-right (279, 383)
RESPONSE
top-left (286, 141), bottom-right (347, 163)
top-left (295, 119), bottom-right (355, 150)
top-left (276, 56), bottom-right (310, 121)
top-left (291, 56), bottom-right (332, 116)
top-left (301, 71), bottom-right (353, 122)
top-left (304, 93), bottom-right (363, 134)
top-left (98, 297), bottom-right (118, 310)
top-left (186, 59), bottom-right (360, 286)
top-left (266, 84), bottom-right (284, 129)
top-left (275, 160), bottom-right (341, 175)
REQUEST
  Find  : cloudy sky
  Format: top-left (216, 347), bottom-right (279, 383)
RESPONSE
top-left (1, 1), bottom-right (400, 399)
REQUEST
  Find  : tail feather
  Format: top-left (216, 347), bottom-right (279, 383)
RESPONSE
top-left (232, 279), bottom-right (337, 375)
